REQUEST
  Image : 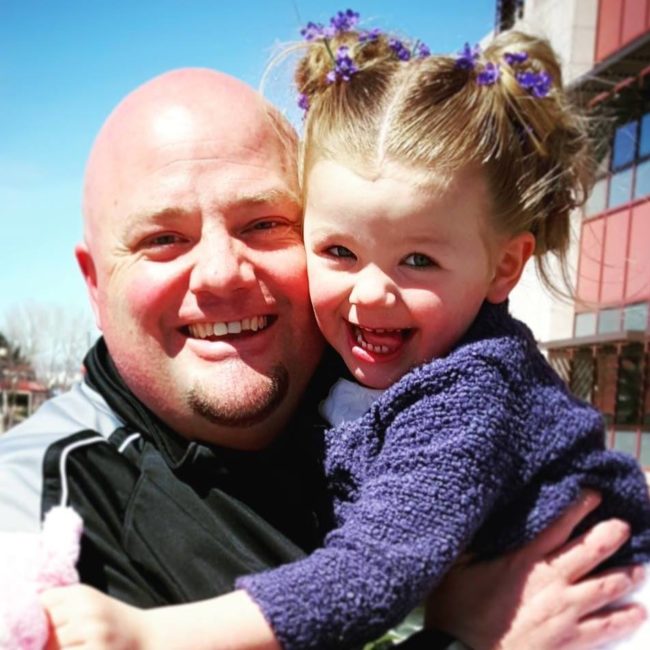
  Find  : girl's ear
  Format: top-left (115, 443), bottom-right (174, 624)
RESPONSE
top-left (486, 232), bottom-right (536, 304)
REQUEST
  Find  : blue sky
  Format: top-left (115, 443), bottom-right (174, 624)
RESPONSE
top-left (1, 1), bottom-right (495, 325)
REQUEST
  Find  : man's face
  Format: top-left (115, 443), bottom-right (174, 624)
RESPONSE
top-left (80, 87), bottom-right (323, 448)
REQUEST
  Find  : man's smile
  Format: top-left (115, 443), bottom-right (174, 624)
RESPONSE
top-left (184, 315), bottom-right (275, 340)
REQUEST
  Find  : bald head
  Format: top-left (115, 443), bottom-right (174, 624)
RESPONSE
top-left (83, 68), bottom-right (298, 245)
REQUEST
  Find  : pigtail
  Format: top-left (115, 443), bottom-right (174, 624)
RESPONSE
top-left (480, 32), bottom-right (595, 294)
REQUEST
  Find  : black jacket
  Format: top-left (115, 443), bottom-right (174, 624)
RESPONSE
top-left (2, 338), bottom-right (331, 606)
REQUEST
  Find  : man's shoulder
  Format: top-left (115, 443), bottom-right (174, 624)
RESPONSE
top-left (0, 381), bottom-right (125, 532)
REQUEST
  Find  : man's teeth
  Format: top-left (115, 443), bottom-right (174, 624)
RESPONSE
top-left (355, 332), bottom-right (390, 354)
top-left (188, 316), bottom-right (269, 339)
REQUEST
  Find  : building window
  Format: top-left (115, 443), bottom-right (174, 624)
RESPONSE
top-left (612, 120), bottom-right (638, 171)
top-left (586, 109), bottom-right (650, 219)
top-left (634, 158), bottom-right (650, 199)
top-left (594, 345), bottom-right (618, 424)
top-left (495, 0), bottom-right (525, 32)
top-left (612, 430), bottom-right (638, 456)
top-left (608, 167), bottom-right (634, 209)
top-left (624, 303), bottom-right (649, 331)
top-left (639, 432), bottom-right (650, 466)
top-left (575, 312), bottom-right (597, 337)
top-left (615, 343), bottom-right (644, 425)
top-left (598, 308), bottom-right (622, 334)
top-left (639, 113), bottom-right (650, 158)
top-left (569, 348), bottom-right (594, 402)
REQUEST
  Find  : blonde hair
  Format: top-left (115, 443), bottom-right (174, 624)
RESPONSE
top-left (295, 29), bottom-right (595, 295)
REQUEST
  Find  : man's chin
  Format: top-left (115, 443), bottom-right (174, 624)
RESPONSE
top-left (187, 363), bottom-right (289, 429)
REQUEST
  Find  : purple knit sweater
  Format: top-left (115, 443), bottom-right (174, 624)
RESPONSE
top-left (238, 301), bottom-right (650, 649)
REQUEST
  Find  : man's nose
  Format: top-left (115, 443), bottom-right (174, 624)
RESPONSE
top-left (349, 266), bottom-right (397, 308)
top-left (189, 232), bottom-right (256, 295)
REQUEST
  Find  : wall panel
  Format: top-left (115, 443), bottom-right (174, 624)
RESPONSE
top-left (601, 209), bottom-right (631, 304)
top-left (577, 217), bottom-right (606, 304)
top-left (625, 201), bottom-right (650, 300)
top-left (596, 0), bottom-right (624, 61)
top-left (621, 0), bottom-right (647, 45)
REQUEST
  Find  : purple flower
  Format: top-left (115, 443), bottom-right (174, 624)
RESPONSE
top-left (504, 51), bottom-right (529, 66)
top-left (297, 93), bottom-right (310, 111)
top-left (389, 38), bottom-right (411, 61)
top-left (301, 21), bottom-right (326, 41)
top-left (516, 70), bottom-right (552, 97)
top-left (330, 9), bottom-right (360, 33)
top-left (326, 45), bottom-right (359, 83)
top-left (359, 27), bottom-right (382, 43)
top-left (455, 42), bottom-right (480, 70)
top-left (414, 41), bottom-right (431, 58)
top-left (477, 62), bottom-right (501, 86)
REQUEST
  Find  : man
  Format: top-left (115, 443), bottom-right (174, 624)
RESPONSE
top-left (0, 68), bottom-right (645, 647)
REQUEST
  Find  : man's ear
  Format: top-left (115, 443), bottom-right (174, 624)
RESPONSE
top-left (486, 232), bottom-right (536, 304)
top-left (75, 243), bottom-right (102, 331)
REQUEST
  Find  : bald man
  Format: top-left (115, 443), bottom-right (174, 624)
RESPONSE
top-left (0, 69), bottom-right (645, 648)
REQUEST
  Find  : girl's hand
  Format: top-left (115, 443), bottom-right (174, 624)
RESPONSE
top-left (41, 584), bottom-right (153, 650)
top-left (427, 490), bottom-right (646, 649)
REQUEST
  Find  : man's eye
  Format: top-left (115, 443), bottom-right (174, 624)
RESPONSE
top-left (145, 234), bottom-right (184, 247)
top-left (402, 253), bottom-right (435, 268)
top-left (251, 220), bottom-right (279, 230)
top-left (326, 245), bottom-right (355, 259)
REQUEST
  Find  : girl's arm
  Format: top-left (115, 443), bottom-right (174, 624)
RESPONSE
top-left (41, 496), bottom-right (645, 650)
top-left (42, 585), bottom-right (279, 650)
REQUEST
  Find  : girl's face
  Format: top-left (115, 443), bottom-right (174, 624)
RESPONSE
top-left (303, 159), bottom-right (521, 389)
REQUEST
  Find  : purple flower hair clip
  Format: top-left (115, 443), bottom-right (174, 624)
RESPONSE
top-left (504, 51), bottom-right (529, 66)
top-left (301, 9), bottom-right (360, 41)
top-left (359, 27), bottom-right (382, 43)
top-left (516, 70), bottom-right (552, 97)
top-left (477, 62), bottom-right (501, 86)
top-left (414, 41), bottom-right (431, 59)
top-left (326, 45), bottom-right (359, 83)
top-left (389, 38), bottom-right (411, 62)
top-left (455, 42), bottom-right (480, 70)
top-left (330, 9), bottom-right (360, 32)
top-left (300, 21), bottom-right (329, 41)
top-left (297, 93), bottom-right (310, 112)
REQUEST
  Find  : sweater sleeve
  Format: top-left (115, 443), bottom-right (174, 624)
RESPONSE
top-left (237, 357), bottom-right (522, 649)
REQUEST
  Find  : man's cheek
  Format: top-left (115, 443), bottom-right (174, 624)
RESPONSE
top-left (121, 269), bottom-right (182, 328)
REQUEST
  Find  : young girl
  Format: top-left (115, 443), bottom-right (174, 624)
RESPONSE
top-left (43, 15), bottom-right (650, 650)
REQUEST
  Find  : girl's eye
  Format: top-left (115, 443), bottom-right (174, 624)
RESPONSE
top-left (402, 253), bottom-right (435, 268)
top-left (326, 245), bottom-right (355, 259)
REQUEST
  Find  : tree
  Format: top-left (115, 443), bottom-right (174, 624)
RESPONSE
top-left (2, 302), bottom-right (96, 392)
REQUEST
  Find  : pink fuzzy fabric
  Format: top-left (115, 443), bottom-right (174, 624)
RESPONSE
top-left (0, 507), bottom-right (83, 650)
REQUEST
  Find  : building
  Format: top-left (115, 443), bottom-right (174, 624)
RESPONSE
top-left (0, 336), bottom-right (48, 433)
top-left (496, 0), bottom-right (650, 467)
top-left (0, 378), bottom-right (49, 433)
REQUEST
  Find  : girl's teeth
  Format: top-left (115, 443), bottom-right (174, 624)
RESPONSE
top-left (355, 331), bottom-right (392, 354)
